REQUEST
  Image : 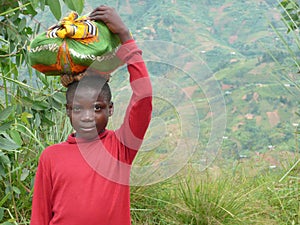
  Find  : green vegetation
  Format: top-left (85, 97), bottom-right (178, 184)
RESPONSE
top-left (0, 0), bottom-right (300, 224)
top-left (131, 158), bottom-right (300, 225)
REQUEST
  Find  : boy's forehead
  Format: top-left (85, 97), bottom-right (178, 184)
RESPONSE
top-left (68, 87), bottom-right (107, 103)
top-left (75, 86), bottom-right (99, 95)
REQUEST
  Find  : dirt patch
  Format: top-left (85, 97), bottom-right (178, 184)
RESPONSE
top-left (210, 3), bottom-right (233, 27)
top-left (253, 92), bottom-right (259, 102)
top-left (231, 106), bottom-right (237, 114)
top-left (184, 61), bottom-right (199, 72)
top-left (205, 111), bottom-right (213, 120)
top-left (232, 122), bottom-right (244, 132)
top-left (248, 63), bottom-right (268, 75)
top-left (229, 35), bottom-right (238, 44)
top-left (221, 84), bottom-right (234, 90)
top-left (266, 110), bottom-right (280, 127)
top-left (256, 116), bottom-right (262, 125)
top-left (245, 113), bottom-right (254, 120)
top-left (183, 85), bottom-right (198, 97)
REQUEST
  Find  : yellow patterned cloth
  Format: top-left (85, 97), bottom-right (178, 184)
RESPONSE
top-left (47, 12), bottom-right (98, 44)
top-left (29, 11), bottom-right (121, 76)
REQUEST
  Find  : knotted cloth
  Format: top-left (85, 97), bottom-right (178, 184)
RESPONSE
top-left (28, 12), bottom-right (122, 77)
top-left (47, 12), bottom-right (98, 43)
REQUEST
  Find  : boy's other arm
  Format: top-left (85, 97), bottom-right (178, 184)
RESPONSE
top-left (30, 156), bottom-right (52, 225)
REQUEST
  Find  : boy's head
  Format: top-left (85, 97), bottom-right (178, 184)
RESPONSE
top-left (66, 75), bottom-right (114, 140)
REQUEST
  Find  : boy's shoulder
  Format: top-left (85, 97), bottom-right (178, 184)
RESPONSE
top-left (45, 140), bottom-right (70, 149)
top-left (40, 140), bottom-right (71, 157)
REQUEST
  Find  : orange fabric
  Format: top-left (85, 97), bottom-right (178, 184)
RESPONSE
top-left (32, 64), bottom-right (88, 75)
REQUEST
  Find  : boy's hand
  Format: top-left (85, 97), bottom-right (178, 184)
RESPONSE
top-left (89, 5), bottom-right (132, 43)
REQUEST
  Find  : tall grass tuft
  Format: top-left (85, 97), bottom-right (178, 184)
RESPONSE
top-left (130, 159), bottom-right (300, 225)
top-left (131, 180), bottom-right (179, 225)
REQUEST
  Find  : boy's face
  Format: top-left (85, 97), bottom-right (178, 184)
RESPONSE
top-left (66, 87), bottom-right (113, 140)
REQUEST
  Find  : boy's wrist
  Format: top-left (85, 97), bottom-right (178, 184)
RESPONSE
top-left (118, 29), bottom-right (132, 44)
top-left (116, 40), bottom-right (143, 65)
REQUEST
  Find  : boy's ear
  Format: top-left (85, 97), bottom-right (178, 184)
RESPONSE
top-left (66, 104), bottom-right (71, 117)
top-left (108, 102), bottom-right (114, 117)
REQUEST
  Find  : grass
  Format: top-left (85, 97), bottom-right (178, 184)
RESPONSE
top-left (130, 154), bottom-right (300, 225)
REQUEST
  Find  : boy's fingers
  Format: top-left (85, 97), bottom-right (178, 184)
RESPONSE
top-left (89, 11), bottom-right (106, 18)
top-left (89, 11), bottom-right (117, 23)
top-left (89, 14), bottom-right (104, 21)
top-left (90, 5), bottom-right (111, 15)
top-left (89, 14), bottom-right (110, 23)
top-left (89, 11), bottom-right (112, 21)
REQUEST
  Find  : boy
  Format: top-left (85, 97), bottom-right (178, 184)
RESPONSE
top-left (30, 5), bottom-right (152, 225)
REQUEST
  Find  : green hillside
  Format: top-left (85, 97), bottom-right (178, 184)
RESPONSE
top-left (90, 0), bottom-right (299, 165)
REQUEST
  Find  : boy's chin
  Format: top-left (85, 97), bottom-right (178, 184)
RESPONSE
top-left (75, 131), bottom-right (99, 140)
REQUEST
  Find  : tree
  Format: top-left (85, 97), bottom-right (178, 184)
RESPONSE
top-left (279, 0), bottom-right (300, 33)
top-left (0, 1), bottom-right (84, 223)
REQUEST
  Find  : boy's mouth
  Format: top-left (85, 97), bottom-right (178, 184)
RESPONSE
top-left (80, 126), bottom-right (96, 132)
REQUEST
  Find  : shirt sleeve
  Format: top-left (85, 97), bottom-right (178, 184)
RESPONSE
top-left (30, 153), bottom-right (52, 225)
top-left (115, 39), bottom-right (153, 154)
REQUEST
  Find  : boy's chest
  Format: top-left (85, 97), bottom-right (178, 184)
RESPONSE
top-left (49, 148), bottom-right (123, 206)
top-left (48, 149), bottom-right (130, 224)
top-left (50, 141), bottom-right (132, 187)
top-left (51, 147), bottom-right (101, 186)
top-left (49, 146), bottom-right (127, 193)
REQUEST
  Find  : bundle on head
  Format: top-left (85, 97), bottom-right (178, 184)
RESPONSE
top-left (28, 12), bottom-right (122, 86)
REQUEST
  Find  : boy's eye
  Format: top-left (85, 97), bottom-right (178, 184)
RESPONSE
top-left (72, 105), bottom-right (82, 112)
top-left (94, 104), bottom-right (103, 112)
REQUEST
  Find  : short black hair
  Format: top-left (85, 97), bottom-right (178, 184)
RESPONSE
top-left (66, 75), bottom-right (112, 104)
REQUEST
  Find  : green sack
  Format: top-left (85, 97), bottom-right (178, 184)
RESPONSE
top-left (28, 12), bottom-right (122, 76)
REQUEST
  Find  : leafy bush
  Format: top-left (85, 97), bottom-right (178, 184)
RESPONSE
top-left (0, 1), bottom-right (81, 223)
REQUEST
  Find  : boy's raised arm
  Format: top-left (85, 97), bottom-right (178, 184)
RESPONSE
top-left (90, 6), bottom-right (152, 151)
top-left (116, 41), bottom-right (152, 151)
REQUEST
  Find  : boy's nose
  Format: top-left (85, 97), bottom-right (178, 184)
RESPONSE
top-left (81, 110), bottom-right (94, 121)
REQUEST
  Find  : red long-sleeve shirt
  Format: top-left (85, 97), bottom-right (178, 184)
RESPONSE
top-left (30, 40), bottom-right (152, 225)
